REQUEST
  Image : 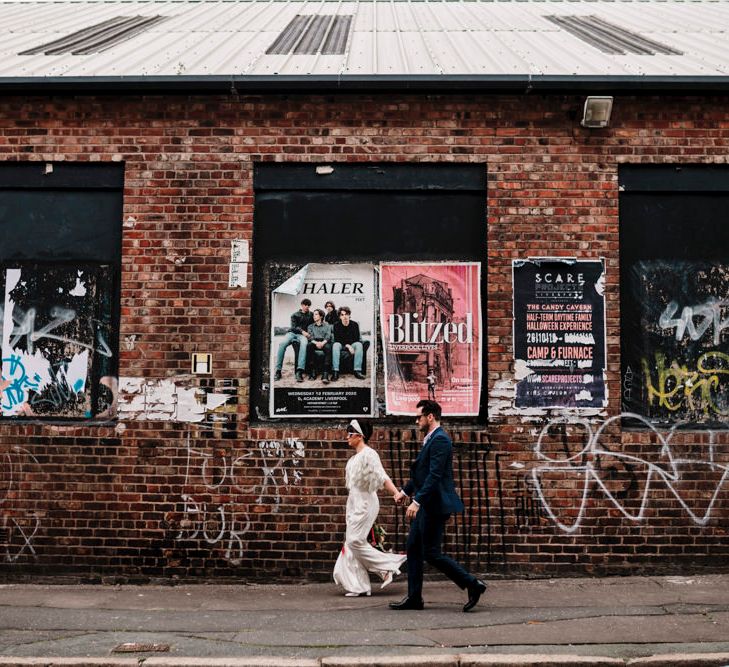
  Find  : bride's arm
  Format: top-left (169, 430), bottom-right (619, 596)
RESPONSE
top-left (382, 475), bottom-right (398, 496)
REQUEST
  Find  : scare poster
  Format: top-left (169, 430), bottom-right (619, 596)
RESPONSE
top-left (269, 263), bottom-right (376, 418)
top-left (380, 262), bottom-right (482, 416)
top-left (513, 258), bottom-right (606, 409)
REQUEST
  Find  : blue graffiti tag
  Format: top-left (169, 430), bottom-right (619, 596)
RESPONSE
top-left (1, 354), bottom-right (41, 411)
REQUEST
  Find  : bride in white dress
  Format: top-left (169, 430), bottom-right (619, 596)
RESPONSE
top-left (333, 419), bottom-right (407, 597)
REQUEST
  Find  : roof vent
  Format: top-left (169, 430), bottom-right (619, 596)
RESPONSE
top-left (546, 15), bottom-right (683, 55)
top-left (19, 15), bottom-right (167, 56)
top-left (266, 15), bottom-right (352, 56)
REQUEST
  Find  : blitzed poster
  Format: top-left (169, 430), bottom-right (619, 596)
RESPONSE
top-left (380, 262), bottom-right (482, 416)
top-left (512, 258), bottom-right (606, 409)
top-left (269, 263), bottom-right (376, 419)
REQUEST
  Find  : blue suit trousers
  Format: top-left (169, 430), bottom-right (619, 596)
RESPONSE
top-left (406, 506), bottom-right (475, 600)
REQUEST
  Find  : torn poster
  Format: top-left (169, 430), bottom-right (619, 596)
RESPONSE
top-left (269, 263), bottom-right (376, 418)
top-left (228, 240), bottom-right (249, 288)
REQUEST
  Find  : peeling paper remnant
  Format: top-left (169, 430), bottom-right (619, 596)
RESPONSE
top-left (69, 272), bottom-right (87, 297)
top-left (118, 377), bottom-right (232, 423)
top-left (176, 387), bottom-right (207, 422)
top-left (274, 264), bottom-right (309, 296)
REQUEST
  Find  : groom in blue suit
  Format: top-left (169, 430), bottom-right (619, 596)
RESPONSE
top-left (390, 399), bottom-right (486, 612)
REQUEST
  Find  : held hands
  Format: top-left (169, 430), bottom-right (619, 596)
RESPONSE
top-left (392, 490), bottom-right (418, 519)
top-left (392, 490), bottom-right (407, 505)
top-left (405, 501), bottom-right (419, 520)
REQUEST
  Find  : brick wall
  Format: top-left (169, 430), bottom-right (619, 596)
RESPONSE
top-left (1, 92), bottom-right (728, 581)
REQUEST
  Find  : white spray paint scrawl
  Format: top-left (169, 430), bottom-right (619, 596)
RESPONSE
top-left (531, 413), bottom-right (729, 533)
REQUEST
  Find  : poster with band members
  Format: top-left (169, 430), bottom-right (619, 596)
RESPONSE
top-left (512, 258), bottom-right (607, 409)
top-left (380, 262), bottom-right (482, 416)
top-left (269, 263), bottom-right (376, 419)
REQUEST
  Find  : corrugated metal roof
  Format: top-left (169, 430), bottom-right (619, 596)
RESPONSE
top-left (18, 15), bottom-right (167, 55)
top-left (0, 0), bottom-right (728, 90)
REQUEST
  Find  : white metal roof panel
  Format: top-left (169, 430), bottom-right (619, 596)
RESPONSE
top-left (0, 0), bottom-right (727, 86)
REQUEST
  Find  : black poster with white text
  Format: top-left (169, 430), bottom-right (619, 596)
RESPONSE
top-left (513, 258), bottom-right (606, 409)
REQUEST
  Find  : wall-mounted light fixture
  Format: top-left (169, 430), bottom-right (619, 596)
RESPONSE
top-left (581, 96), bottom-right (614, 128)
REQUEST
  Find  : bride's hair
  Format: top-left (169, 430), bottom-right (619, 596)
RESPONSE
top-left (359, 421), bottom-right (373, 443)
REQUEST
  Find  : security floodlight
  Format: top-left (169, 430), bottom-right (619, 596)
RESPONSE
top-left (581, 96), bottom-right (613, 128)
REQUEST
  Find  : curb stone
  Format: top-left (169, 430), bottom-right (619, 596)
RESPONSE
top-left (0, 661), bottom-right (139, 666)
top-left (627, 654), bottom-right (729, 666)
top-left (321, 657), bottom-right (457, 667)
top-left (460, 656), bottom-right (624, 666)
top-left (0, 655), bottom-right (727, 667)
top-left (145, 660), bottom-right (320, 667)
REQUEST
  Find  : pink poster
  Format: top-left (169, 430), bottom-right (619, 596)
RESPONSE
top-left (380, 262), bottom-right (482, 416)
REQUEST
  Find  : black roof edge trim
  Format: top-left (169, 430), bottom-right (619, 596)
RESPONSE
top-left (2, 74), bottom-right (729, 95)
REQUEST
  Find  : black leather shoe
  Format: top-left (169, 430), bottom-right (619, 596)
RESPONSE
top-left (389, 596), bottom-right (424, 611)
top-left (463, 579), bottom-right (487, 612)
top-left (353, 371), bottom-right (365, 380)
top-left (295, 370), bottom-right (304, 382)
top-left (331, 372), bottom-right (339, 382)
top-left (274, 370), bottom-right (282, 381)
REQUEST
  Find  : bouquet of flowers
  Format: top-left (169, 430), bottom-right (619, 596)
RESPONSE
top-left (368, 522), bottom-right (387, 551)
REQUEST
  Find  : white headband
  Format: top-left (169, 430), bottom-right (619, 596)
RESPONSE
top-left (348, 419), bottom-right (364, 436)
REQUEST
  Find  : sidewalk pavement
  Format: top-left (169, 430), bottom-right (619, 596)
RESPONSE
top-left (0, 574), bottom-right (728, 667)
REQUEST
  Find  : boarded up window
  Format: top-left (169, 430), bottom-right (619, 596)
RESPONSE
top-left (619, 165), bottom-right (729, 427)
top-left (0, 163), bottom-right (122, 420)
top-left (251, 163), bottom-right (487, 422)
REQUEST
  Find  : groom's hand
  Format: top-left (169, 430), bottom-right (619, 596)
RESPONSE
top-left (393, 490), bottom-right (406, 505)
top-left (405, 501), bottom-right (419, 520)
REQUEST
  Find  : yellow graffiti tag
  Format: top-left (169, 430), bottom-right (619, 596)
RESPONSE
top-left (642, 350), bottom-right (729, 416)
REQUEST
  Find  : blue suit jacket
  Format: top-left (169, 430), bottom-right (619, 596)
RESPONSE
top-left (402, 427), bottom-right (465, 515)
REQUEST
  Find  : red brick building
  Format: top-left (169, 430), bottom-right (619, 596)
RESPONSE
top-left (1, 0), bottom-right (728, 581)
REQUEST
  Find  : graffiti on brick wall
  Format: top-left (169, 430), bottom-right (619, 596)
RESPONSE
top-left (164, 435), bottom-right (305, 563)
top-left (1, 266), bottom-right (116, 418)
top-left (642, 350), bottom-right (729, 418)
top-left (384, 429), bottom-right (505, 572)
top-left (529, 413), bottom-right (729, 534)
top-left (0, 446), bottom-right (41, 562)
top-left (624, 261), bottom-right (729, 424)
top-left (513, 471), bottom-right (549, 530)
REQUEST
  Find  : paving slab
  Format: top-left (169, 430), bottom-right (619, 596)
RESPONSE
top-left (424, 611), bottom-right (729, 648)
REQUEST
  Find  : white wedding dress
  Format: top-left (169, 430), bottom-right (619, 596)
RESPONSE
top-left (333, 446), bottom-right (407, 595)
